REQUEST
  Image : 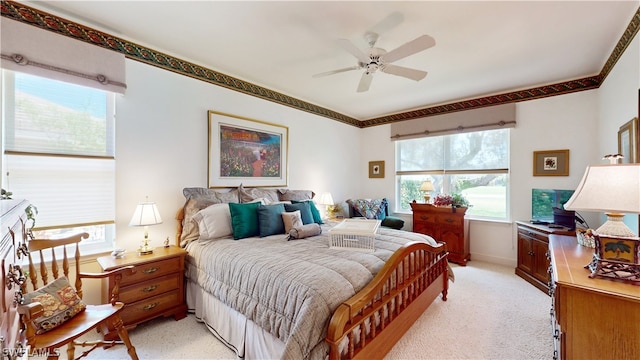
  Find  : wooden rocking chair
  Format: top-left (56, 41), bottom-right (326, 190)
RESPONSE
top-left (17, 232), bottom-right (139, 360)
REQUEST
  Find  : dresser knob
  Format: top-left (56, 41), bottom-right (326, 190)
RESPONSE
top-left (143, 302), bottom-right (159, 311)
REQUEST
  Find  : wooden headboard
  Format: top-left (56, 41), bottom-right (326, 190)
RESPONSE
top-left (175, 207), bottom-right (185, 246)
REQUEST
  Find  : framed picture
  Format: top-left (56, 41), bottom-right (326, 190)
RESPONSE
top-left (208, 110), bottom-right (288, 188)
top-left (533, 149), bottom-right (569, 176)
top-left (368, 161), bottom-right (385, 178)
top-left (617, 117), bottom-right (638, 164)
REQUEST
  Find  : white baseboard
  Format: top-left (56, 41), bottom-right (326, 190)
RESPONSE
top-left (469, 253), bottom-right (517, 268)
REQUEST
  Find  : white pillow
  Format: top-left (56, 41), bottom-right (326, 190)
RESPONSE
top-left (192, 203), bottom-right (232, 240)
top-left (282, 210), bottom-right (303, 233)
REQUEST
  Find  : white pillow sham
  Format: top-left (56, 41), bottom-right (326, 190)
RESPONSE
top-left (192, 203), bottom-right (233, 240)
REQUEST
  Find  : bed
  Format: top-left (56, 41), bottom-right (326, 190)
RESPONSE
top-left (176, 186), bottom-right (451, 360)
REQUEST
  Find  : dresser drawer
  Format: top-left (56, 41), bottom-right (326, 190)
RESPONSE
top-left (437, 213), bottom-right (464, 226)
top-left (120, 257), bottom-right (181, 286)
top-left (120, 289), bottom-right (181, 324)
top-left (119, 274), bottom-right (180, 304)
top-left (414, 212), bottom-right (437, 224)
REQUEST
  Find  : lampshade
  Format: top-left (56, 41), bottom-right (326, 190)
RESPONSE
top-left (129, 202), bottom-right (163, 226)
top-left (316, 192), bottom-right (334, 206)
top-left (129, 201), bottom-right (162, 255)
top-left (420, 180), bottom-right (435, 192)
top-left (564, 164), bottom-right (640, 237)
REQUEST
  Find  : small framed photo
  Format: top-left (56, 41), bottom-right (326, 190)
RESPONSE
top-left (368, 160), bottom-right (385, 178)
top-left (533, 149), bottom-right (569, 176)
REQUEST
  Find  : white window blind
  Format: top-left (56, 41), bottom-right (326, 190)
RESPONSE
top-left (3, 70), bottom-right (115, 230)
top-left (1, 18), bottom-right (126, 94)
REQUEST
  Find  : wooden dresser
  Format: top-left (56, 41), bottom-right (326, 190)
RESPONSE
top-left (549, 234), bottom-right (640, 360)
top-left (515, 221), bottom-right (574, 293)
top-left (0, 199), bottom-right (29, 358)
top-left (410, 203), bottom-right (469, 265)
top-left (97, 246), bottom-right (187, 340)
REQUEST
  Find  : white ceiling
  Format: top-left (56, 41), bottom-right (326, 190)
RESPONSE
top-left (24, 0), bottom-right (640, 122)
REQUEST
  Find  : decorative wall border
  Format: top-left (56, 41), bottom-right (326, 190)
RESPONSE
top-left (2, 1), bottom-right (638, 128)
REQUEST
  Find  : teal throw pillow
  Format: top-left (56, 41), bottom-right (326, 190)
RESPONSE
top-left (291, 200), bottom-right (324, 224)
top-left (284, 202), bottom-right (314, 225)
top-left (257, 203), bottom-right (286, 237)
top-left (229, 202), bottom-right (260, 239)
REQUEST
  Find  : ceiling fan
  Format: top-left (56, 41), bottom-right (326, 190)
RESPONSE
top-left (313, 18), bottom-right (436, 93)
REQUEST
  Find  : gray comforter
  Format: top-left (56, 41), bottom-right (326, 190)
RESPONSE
top-left (185, 225), bottom-right (441, 360)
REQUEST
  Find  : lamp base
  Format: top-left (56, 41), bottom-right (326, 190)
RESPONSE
top-left (423, 194), bottom-right (431, 204)
top-left (595, 213), bottom-right (637, 237)
top-left (138, 237), bottom-right (154, 256)
top-left (138, 246), bottom-right (154, 256)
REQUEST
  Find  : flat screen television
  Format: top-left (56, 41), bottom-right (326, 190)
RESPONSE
top-left (531, 188), bottom-right (575, 222)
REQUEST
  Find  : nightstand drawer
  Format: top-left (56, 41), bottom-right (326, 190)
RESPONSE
top-left (119, 274), bottom-right (180, 304)
top-left (121, 257), bottom-right (181, 286)
top-left (120, 289), bottom-right (181, 324)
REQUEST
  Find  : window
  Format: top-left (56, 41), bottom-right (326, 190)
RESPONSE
top-left (395, 128), bottom-right (510, 220)
top-left (2, 70), bottom-right (116, 253)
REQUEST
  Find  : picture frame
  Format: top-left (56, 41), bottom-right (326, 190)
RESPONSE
top-left (208, 110), bottom-right (288, 188)
top-left (617, 117), bottom-right (638, 164)
top-left (533, 149), bottom-right (569, 176)
top-left (368, 161), bottom-right (385, 178)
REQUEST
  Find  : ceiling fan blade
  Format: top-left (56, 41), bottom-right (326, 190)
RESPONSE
top-left (382, 64), bottom-right (427, 81)
top-left (336, 39), bottom-right (370, 64)
top-left (382, 35), bottom-right (436, 64)
top-left (357, 72), bottom-right (374, 93)
top-left (312, 65), bottom-right (361, 78)
top-left (368, 12), bottom-right (404, 37)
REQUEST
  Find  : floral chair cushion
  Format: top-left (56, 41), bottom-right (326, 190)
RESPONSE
top-left (23, 276), bottom-right (86, 334)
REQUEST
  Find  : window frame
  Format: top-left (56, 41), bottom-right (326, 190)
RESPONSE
top-left (1, 70), bottom-right (116, 254)
top-left (395, 128), bottom-right (510, 221)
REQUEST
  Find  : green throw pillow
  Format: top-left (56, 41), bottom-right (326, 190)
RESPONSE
top-left (291, 200), bottom-right (324, 224)
top-left (257, 203), bottom-right (286, 237)
top-left (284, 202), bottom-right (314, 225)
top-left (229, 202), bottom-right (260, 239)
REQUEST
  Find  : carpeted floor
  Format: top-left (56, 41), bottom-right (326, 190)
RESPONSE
top-left (53, 261), bottom-right (553, 359)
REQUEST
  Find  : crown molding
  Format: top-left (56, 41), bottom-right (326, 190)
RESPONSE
top-left (2, 1), bottom-right (638, 128)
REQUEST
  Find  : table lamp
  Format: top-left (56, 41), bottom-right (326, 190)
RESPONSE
top-left (563, 163), bottom-right (640, 237)
top-left (316, 192), bottom-right (335, 219)
top-left (420, 180), bottom-right (435, 203)
top-left (129, 199), bottom-right (163, 255)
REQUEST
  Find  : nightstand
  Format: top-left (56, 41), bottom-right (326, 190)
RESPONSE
top-left (97, 245), bottom-right (187, 340)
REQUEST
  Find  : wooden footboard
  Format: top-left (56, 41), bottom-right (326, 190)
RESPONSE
top-left (326, 241), bottom-right (449, 360)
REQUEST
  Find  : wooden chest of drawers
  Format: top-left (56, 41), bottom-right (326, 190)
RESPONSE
top-left (549, 235), bottom-right (640, 359)
top-left (410, 202), bottom-right (469, 265)
top-left (1, 200), bottom-right (30, 357)
top-left (97, 246), bottom-right (187, 340)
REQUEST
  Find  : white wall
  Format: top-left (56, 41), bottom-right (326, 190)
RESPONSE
top-left (598, 29), bottom-right (640, 231)
top-left (115, 60), bottom-right (361, 251)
